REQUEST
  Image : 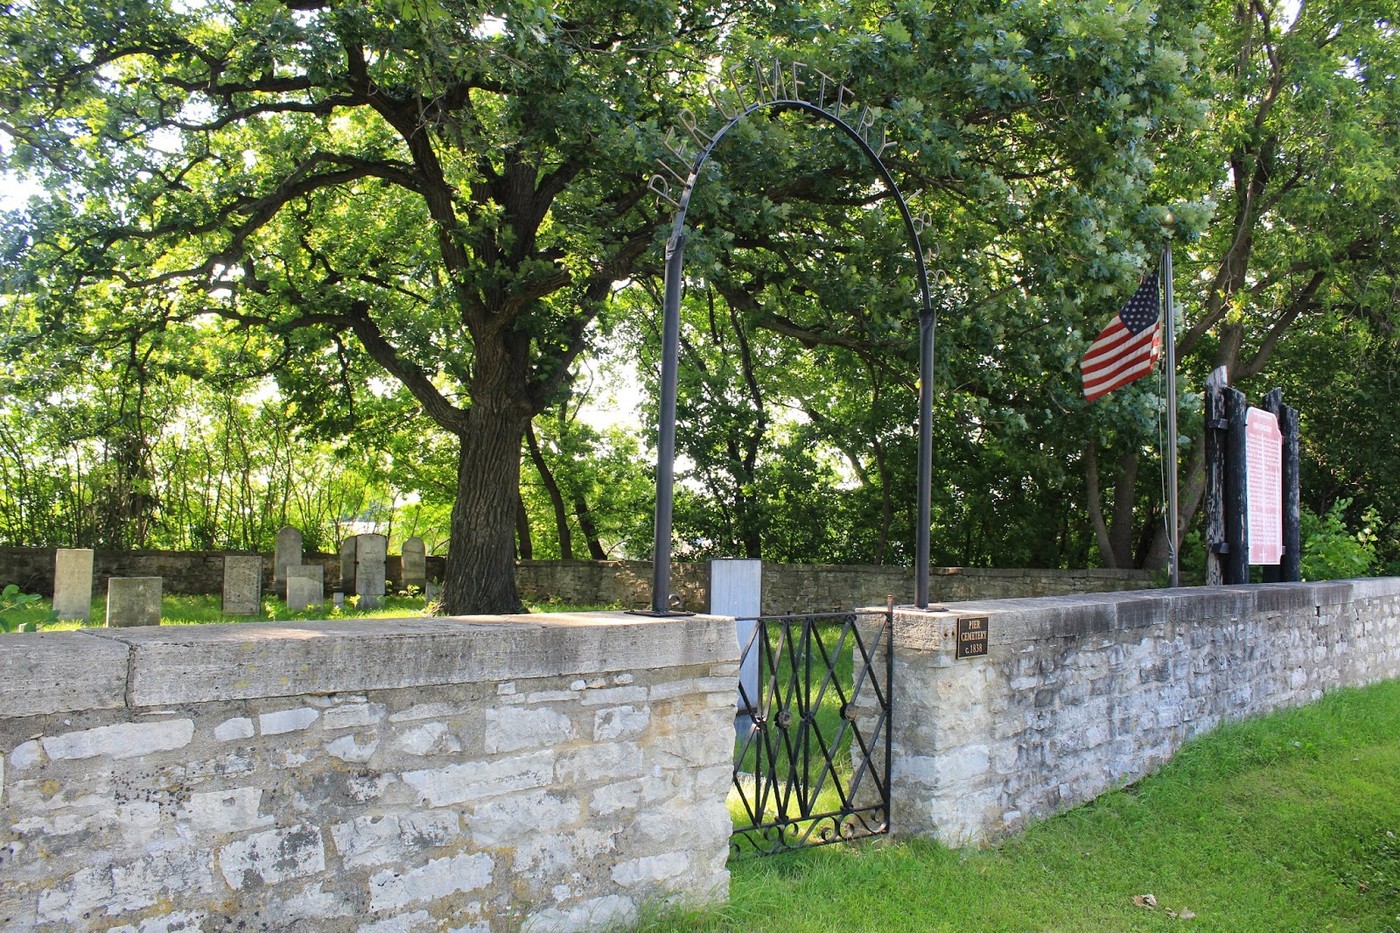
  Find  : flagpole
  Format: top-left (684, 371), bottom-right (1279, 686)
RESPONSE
top-left (1162, 214), bottom-right (1180, 588)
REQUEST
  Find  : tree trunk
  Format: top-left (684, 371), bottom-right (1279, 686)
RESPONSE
top-left (1085, 440), bottom-right (1139, 569)
top-left (1108, 450), bottom-right (1138, 567)
top-left (442, 401), bottom-right (530, 615)
top-left (525, 423), bottom-right (574, 560)
top-left (572, 493), bottom-right (607, 560)
top-left (515, 490), bottom-right (532, 560)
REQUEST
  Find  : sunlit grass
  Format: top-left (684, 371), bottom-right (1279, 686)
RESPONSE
top-left (2, 592), bottom-right (620, 631)
top-left (656, 679), bottom-right (1400, 931)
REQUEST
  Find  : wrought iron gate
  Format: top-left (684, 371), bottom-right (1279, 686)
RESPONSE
top-left (729, 609), bottom-right (893, 858)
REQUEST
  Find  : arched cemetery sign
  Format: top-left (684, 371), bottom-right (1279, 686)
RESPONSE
top-left (644, 60), bottom-right (939, 612)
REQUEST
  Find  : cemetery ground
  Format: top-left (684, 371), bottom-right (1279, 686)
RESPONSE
top-left (654, 678), bottom-right (1400, 932)
top-left (0, 592), bottom-right (614, 631)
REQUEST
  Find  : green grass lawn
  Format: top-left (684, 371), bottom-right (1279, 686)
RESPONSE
top-left (0, 592), bottom-right (619, 631)
top-left (659, 679), bottom-right (1400, 932)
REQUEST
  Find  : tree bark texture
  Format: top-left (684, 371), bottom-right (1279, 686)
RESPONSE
top-left (441, 345), bottom-right (533, 614)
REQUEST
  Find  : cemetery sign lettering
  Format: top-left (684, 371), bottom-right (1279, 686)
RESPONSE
top-left (956, 616), bottom-right (989, 660)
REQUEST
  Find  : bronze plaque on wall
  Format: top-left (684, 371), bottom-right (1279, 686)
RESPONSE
top-left (956, 615), bottom-right (989, 659)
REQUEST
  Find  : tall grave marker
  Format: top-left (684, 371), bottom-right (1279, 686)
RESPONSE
top-left (340, 536), bottom-right (358, 597)
top-left (402, 537), bottom-right (427, 593)
top-left (274, 526), bottom-right (303, 599)
top-left (356, 534), bottom-right (387, 609)
top-left (53, 548), bottom-right (94, 622)
top-left (710, 559), bottom-right (762, 733)
top-left (222, 555), bottom-right (263, 616)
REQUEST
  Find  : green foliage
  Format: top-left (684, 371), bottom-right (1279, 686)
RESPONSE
top-left (1163, 0), bottom-right (1400, 569)
top-left (0, 367), bottom-right (418, 552)
top-left (1300, 499), bottom-right (1379, 582)
top-left (0, 583), bottom-right (48, 632)
top-left (610, 0), bottom-right (1208, 568)
top-left (0, 0), bottom-right (740, 612)
top-left (520, 401), bottom-right (653, 560)
top-left (1, 0), bottom-right (1396, 588)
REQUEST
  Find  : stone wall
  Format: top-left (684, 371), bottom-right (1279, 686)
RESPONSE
top-left (2, 547), bottom-right (1154, 608)
top-left (0, 613), bottom-right (738, 931)
top-left (514, 559), bottom-right (1156, 612)
top-left (886, 579), bottom-right (1400, 845)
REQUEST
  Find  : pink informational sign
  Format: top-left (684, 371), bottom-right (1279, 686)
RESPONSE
top-left (1246, 407), bottom-right (1284, 565)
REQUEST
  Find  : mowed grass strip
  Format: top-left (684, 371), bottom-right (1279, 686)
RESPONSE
top-left (652, 679), bottom-right (1400, 932)
top-left (3, 593), bottom-right (623, 630)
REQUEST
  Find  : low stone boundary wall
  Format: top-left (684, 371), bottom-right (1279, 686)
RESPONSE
top-left (0, 613), bottom-right (738, 931)
top-left (888, 579), bottom-right (1400, 845)
top-left (515, 559), bottom-right (1156, 612)
top-left (2, 546), bottom-right (1154, 607)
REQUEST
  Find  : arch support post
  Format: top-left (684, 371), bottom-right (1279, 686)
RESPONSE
top-left (641, 95), bottom-right (938, 615)
top-left (650, 233), bottom-right (687, 613)
top-left (916, 311), bottom-right (934, 608)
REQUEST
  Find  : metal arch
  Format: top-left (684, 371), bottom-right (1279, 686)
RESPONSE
top-left (648, 98), bottom-right (937, 613)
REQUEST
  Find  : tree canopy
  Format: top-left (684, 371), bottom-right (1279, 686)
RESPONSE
top-left (3, 0), bottom-right (1397, 608)
top-left (2, 0), bottom-right (736, 611)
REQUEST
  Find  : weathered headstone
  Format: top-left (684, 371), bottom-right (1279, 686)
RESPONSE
top-left (286, 564), bottom-right (325, 612)
top-left (222, 556), bottom-right (263, 616)
top-left (332, 591), bottom-right (345, 610)
top-left (107, 577), bottom-right (162, 628)
top-left (711, 559), bottom-right (762, 734)
top-left (53, 548), bottom-right (95, 622)
top-left (402, 537), bottom-right (427, 592)
top-left (274, 526), bottom-right (303, 598)
top-left (339, 536), bottom-right (358, 597)
top-left (355, 534), bottom-right (387, 609)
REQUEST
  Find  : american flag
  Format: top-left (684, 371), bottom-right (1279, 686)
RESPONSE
top-left (1080, 272), bottom-right (1162, 402)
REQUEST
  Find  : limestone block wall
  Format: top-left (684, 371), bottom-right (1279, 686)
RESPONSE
top-left (888, 579), bottom-right (1400, 846)
top-left (3, 546), bottom-right (1153, 607)
top-left (513, 559), bottom-right (1155, 613)
top-left (0, 613), bottom-right (739, 932)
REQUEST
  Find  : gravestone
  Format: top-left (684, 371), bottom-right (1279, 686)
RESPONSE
top-left (107, 577), bottom-right (162, 628)
top-left (339, 536), bottom-right (358, 597)
top-left (286, 565), bottom-right (325, 611)
top-left (402, 537), bottom-right (427, 592)
top-left (355, 534), bottom-right (387, 609)
top-left (222, 556), bottom-right (263, 616)
top-left (711, 559), bottom-right (762, 734)
top-left (53, 548), bottom-right (95, 622)
top-left (274, 526), bottom-right (303, 598)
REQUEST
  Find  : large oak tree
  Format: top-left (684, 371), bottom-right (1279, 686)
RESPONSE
top-left (1, 0), bottom-right (731, 612)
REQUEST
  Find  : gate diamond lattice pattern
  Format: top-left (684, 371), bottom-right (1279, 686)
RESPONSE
top-left (729, 610), bottom-right (893, 857)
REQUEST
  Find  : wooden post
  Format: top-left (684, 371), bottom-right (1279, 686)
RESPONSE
top-left (1224, 385), bottom-right (1250, 585)
top-left (1204, 368), bottom-right (1229, 586)
top-left (1263, 388), bottom-right (1302, 583)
